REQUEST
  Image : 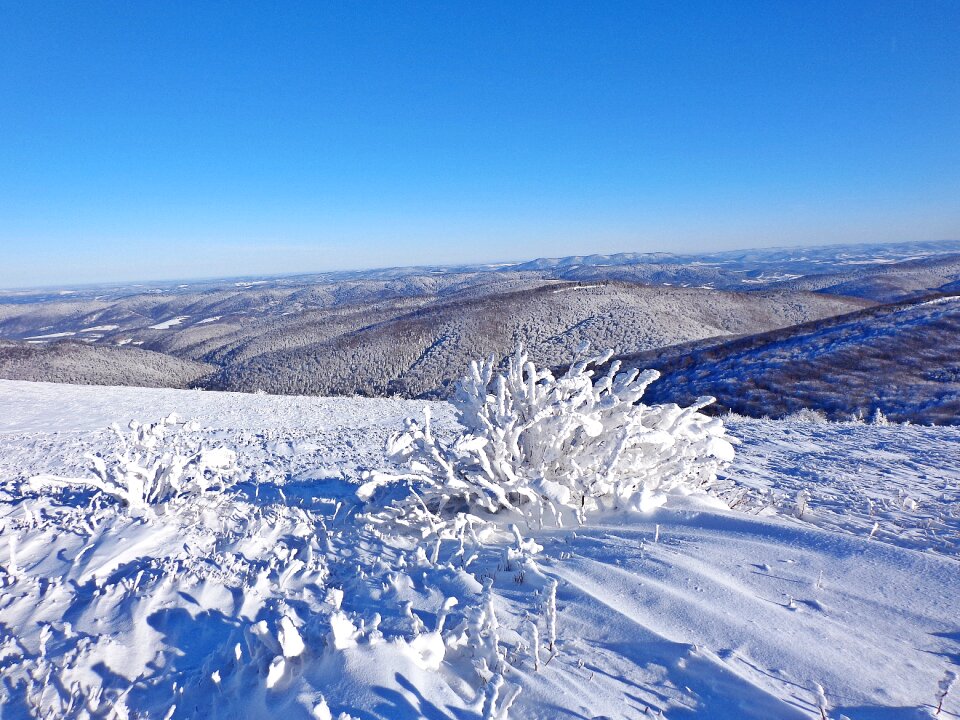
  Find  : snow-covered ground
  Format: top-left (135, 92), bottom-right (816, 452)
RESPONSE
top-left (148, 317), bottom-right (189, 331)
top-left (0, 380), bottom-right (957, 719)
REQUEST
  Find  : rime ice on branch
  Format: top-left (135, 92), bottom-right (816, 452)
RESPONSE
top-left (379, 346), bottom-right (735, 528)
top-left (29, 414), bottom-right (240, 509)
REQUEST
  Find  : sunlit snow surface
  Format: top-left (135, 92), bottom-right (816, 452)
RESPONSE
top-left (0, 380), bottom-right (958, 719)
top-left (148, 316), bottom-right (189, 330)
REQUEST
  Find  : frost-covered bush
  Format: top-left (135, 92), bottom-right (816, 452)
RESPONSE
top-left (29, 414), bottom-right (239, 509)
top-left (785, 408), bottom-right (829, 424)
top-left (378, 347), bottom-right (734, 527)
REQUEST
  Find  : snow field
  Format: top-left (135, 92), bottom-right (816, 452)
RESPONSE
top-left (0, 380), bottom-right (957, 719)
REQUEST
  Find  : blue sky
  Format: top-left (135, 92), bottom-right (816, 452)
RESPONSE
top-left (1, 1), bottom-right (958, 287)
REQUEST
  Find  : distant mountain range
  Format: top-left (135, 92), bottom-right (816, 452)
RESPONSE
top-left (1, 239), bottom-right (958, 423)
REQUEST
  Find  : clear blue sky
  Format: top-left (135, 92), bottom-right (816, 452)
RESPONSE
top-left (1, 1), bottom-right (958, 287)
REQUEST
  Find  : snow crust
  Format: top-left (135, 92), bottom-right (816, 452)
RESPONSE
top-left (0, 379), bottom-right (957, 719)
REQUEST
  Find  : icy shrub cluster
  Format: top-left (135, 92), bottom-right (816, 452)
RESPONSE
top-left (377, 347), bottom-right (734, 528)
top-left (352, 348), bottom-right (736, 714)
top-left (784, 408), bottom-right (830, 424)
top-left (29, 414), bottom-right (239, 509)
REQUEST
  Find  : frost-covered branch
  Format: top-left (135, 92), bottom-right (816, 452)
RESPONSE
top-left (29, 414), bottom-right (240, 509)
top-left (376, 346), bottom-right (735, 530)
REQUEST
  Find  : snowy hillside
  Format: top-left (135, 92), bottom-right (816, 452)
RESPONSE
top-left (1, 379), bottom-right (958, 719)
top-left (0, 340), bottom-right (215, 389)
top-left (617, 294), bottom-right (960, 424)
top-left (203, 284), bottom-right (864, 398)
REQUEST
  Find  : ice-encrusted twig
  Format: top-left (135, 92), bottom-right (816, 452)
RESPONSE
top-left (814, 682), bottom-right (829, 720)
top-left (937, 669), bottom-right (957, 715)
top-left (546, 579), bottom-right (558, 654)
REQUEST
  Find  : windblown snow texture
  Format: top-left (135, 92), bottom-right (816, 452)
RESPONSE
top-left (1, 380), bottom-right (957, 719)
